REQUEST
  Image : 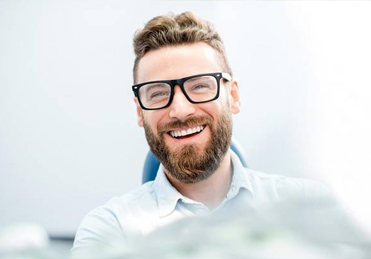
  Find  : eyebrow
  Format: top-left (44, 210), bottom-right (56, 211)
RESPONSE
top-left (142, 83), bottom-right (169, 92)
top-left (186, 76), bottom-right (213, 83)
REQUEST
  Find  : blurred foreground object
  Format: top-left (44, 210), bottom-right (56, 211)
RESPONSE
top-left (72, 197), bottom-right (371, 259)
top-left (0, 223), bottom-right (49, 253)
top-left (0, 223), bottom-right (55, 259)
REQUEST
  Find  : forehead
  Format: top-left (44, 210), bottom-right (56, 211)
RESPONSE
top-left (136, 42), bottom-right (223, 84)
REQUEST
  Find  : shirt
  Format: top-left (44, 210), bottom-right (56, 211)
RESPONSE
top-left (71, 150), bottom-right (328, 256)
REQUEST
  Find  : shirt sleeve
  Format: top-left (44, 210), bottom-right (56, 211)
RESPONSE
top-left (71, 206), bottom-right (126, 258)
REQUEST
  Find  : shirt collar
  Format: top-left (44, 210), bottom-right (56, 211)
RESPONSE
top-left (227, 150), bottom-right (255, 199)
top-left (153, 166), bottom-right (184, 217)
top-left (153, 149), bottom-right (255, 217)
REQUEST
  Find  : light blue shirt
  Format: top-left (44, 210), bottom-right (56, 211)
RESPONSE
top-left (72, 150), bottom-right (328, 256)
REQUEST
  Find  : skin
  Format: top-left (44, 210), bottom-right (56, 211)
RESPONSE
top-left (134, 42), bottom-right (241, 209)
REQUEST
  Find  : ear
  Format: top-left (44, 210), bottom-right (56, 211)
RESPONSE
top-left (134, 97), bottom-right (144, 127)
top-left (229, 80), bottom-right (241, 114)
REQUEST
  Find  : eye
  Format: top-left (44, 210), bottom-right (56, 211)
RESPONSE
top-left (141, 83), bottom-right (171, 102)
top-left (150, 91), bottom-right (170, 99)
top-left (191, 84), bottom-right (211, 91)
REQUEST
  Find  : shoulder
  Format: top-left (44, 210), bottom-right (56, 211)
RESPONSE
top-left (85, 181), bottom-right (158, 220)
top-left (82, 180), bottom-right (158, 224)
top-left (111, 181), bottom-right (158, 210)
top-left (244, 168), bottom-right (331, 200)
top-left (72, 181), bottom-right (158, 256)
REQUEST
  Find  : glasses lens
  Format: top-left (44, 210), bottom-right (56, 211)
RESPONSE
top-left (138, 82), bottom-right (171, 109)
top-left (184, 75), bottom-right (218, 102)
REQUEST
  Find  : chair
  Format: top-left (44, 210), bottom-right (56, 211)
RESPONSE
top-left (142, 138), bottom-right (248, 183)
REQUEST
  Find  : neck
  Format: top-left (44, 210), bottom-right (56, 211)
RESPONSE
top-left (165, 151), bottom-right (233, 210)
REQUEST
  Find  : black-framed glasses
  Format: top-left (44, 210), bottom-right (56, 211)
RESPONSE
top-left (132, 72), bottom-right (231, 110)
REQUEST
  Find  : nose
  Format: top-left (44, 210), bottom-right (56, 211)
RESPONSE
top-left (168, 85), bottom-right (196, 120)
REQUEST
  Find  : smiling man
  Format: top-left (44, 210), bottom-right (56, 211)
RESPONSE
top-left (72, 12), bottom-right (328, 256)
top-left (134, 41), bottom-right (240, 209)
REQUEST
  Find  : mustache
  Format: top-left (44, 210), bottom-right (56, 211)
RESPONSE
top-left (158, 116), bottom-right (213, 134)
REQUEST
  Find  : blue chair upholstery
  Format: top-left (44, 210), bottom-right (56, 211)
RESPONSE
top-left (142, 138), bottom-right (248, 183)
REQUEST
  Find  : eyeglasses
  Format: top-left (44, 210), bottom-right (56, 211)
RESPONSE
top-left (132, 72), bottom-right (231, 110)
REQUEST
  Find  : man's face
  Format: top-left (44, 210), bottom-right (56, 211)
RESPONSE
top-left (134, 42), bottom-right (240, 183)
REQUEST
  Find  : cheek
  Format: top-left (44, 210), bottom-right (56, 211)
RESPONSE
top-left (206, 96), bottom-right (230, 115)
top-left (142, 111), bottom-right (165, 134)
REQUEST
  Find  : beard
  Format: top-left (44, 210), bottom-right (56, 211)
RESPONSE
top-left (142, 105), bottom-right (233, 184)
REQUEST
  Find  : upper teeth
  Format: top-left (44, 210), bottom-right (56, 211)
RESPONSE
top-left (170, 126), bottom-right (204, 138)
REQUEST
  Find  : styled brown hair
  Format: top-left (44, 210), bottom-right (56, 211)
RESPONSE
top-left (132, 12), bottom-right (232, 83)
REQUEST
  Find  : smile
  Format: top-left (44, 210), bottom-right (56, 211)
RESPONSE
top-left (168, 125), bottom-right (205, 138)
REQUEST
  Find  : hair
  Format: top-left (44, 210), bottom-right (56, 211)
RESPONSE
top-left (132, 12), bottom-right (232, 83)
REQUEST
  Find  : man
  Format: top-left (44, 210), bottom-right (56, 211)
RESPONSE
top-left (72, 12), bottom-right (328, 256)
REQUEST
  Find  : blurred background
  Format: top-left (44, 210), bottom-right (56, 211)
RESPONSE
top-left (1, 0), bottom-right (370, 248)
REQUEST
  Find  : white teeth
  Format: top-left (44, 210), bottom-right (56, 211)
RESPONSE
top-left (169, 125), bottom-right (205, 138)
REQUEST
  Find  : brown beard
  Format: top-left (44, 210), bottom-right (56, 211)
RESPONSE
top-left (142, 106), bottom-right (232, 184)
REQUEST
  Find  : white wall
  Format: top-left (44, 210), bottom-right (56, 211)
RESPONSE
top-left (1, 0), bottom-right (370, 236)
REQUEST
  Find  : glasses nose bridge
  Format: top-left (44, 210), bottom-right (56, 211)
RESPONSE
top-left (171, 78), bottom-right (187, 95)
top-left (172, 78), bottom-right (184, 88)
top-left (169, 78), bottom-right (193, 106)
top-left (168, 78), bottom-right (196, 119)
